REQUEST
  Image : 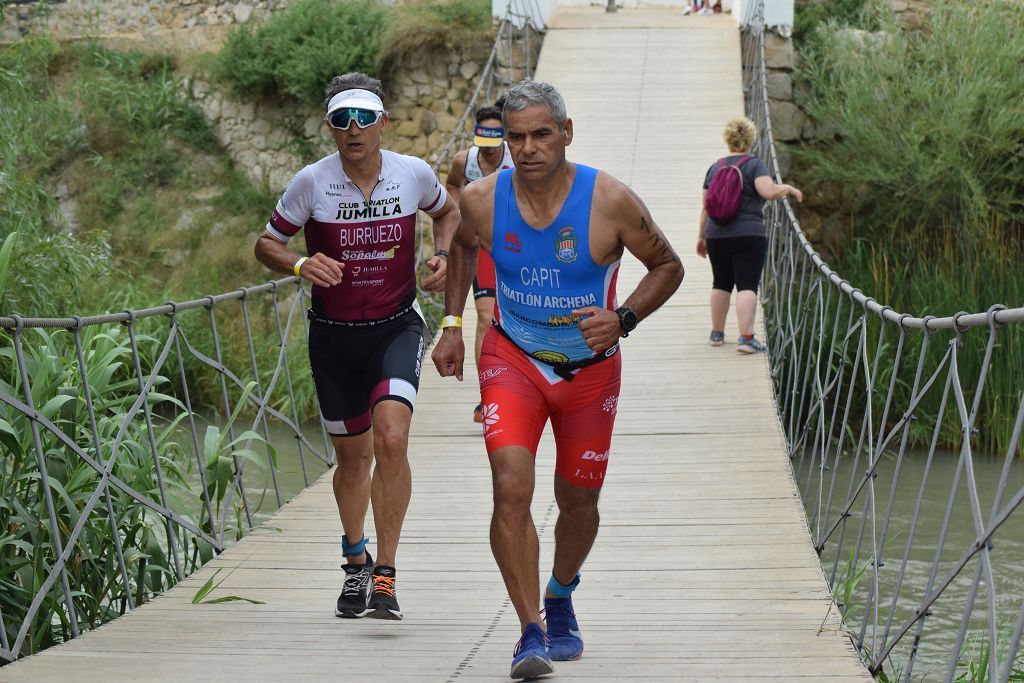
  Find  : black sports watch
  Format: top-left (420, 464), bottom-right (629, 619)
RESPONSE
top-left (615, 306), bottom-right (638, 337)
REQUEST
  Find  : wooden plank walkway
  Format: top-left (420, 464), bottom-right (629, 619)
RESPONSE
top-left (3, 9), bottom-right (870, 681)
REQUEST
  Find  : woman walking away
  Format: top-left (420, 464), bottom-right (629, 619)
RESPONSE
top-left (696, 116), bottom-right (802, 353)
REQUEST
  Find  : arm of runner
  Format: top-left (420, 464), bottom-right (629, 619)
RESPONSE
top-left (254, 167), bottom-right (343, 287)
top-left (422, 193), bottom-right (460, 292)
top-left (574, 177), bottom-right (684, 352)
top-left (431, 179), bottom-right (488, 380)
top-left (254, 234), bottom-right (343, 287)
top-left (444, 151), bottom-right (468, 207)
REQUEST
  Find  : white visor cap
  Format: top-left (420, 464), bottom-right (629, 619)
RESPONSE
top-left (326, 88), bottom-right (385, 115)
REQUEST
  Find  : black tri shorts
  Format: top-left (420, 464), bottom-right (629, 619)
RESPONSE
top-left (307, 308), bottom-right (425, 437)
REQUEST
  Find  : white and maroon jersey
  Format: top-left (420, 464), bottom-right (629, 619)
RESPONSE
top-left (266, 150), bottom-right (447, 321)
top-left (464, 142), bottom-right (513, 182)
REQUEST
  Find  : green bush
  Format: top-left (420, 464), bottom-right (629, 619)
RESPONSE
top-left (213, 0), bottom-right (493, 104)
top-left (214, 0), bottom-right (387, 104)
top-left (793, 0), bottom-right (874, 48)
top-left (796, 1), bottom-right (1024, 236)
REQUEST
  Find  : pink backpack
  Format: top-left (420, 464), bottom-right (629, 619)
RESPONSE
top-left (705, 155), bottom-right (753, 222)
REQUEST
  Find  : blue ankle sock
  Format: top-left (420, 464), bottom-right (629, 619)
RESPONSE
top-left (546, 572), bottom-right (581, 599)
top-left (341, 534), bottom-right (368, 558)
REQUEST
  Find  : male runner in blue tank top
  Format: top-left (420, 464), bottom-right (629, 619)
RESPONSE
top-left (431, 81), bottom-right (684, 679)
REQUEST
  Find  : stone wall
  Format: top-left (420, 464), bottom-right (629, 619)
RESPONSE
top-left (2, 0), bottom-right (290, 40)
top-left (5, 1), bottom-right (499, 191)
top-left (189, 46), bottom-right (490, 192)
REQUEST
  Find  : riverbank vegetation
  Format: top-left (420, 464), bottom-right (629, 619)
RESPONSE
top-left (213, 0), bottom-right (494, 104)
top-left (792, 0), bottom-right (1024, 454)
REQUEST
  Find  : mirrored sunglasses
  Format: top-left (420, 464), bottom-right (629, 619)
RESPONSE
top-left (327, 108), bottom-right (382, 130)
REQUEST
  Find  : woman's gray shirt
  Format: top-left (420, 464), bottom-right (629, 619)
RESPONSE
top-left (702, 154), bottom-right (771, 240)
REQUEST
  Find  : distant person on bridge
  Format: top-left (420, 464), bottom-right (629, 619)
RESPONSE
top-left (444, 98), bottom-right (514, 425)
top-left (696, 116), bottom-right (802, 353)
top-left (254, 72), bottom-right (460, 622)
top-left (431, 80), bottom-right (684, 680)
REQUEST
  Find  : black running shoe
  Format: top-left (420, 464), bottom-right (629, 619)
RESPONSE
top-left (366, 565), bottom-right (402, 620)
top-left (335, 550), bottom-right (374, 618)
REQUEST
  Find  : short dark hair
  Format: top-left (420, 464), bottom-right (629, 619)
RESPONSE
top-left (474, 106), bottom-right (502, 124)
top-left (324, 72), bottom-right (385, 111)
top-left (493, 95), bottom-right (507, 110)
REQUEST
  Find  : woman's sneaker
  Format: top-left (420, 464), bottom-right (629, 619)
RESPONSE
top-left (737, 335), bottom-right (767, 354)
top-left (366, 565), bottom-right (402, 620)
top-left (709, 330), bottom-right (725, 346)
top-left (511, 623), bottom-right (554, 680)
top-left (335, 550), bottom-right (374, 618)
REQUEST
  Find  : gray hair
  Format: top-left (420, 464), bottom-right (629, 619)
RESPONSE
top-left (502, 80), bottom-right (568, 129)
top-left (324, 72), bottom-right (386, 111)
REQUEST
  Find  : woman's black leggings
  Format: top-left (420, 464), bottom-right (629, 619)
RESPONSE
top-left (706, 235), bottom-right (767, 293)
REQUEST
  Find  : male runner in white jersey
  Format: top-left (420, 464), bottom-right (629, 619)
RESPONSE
top-left (444, 99), bottom-right (514, 424)
top-left (432, 81), bottom-right (683, 679)
top-left (255, 72), bottom-right (459, 621)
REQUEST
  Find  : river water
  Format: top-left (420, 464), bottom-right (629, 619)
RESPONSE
top-left (800, 447), bottom-right (1024, 679)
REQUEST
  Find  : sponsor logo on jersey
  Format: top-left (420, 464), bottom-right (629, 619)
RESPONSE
top-left (341, 245), bottom-right (400, 260)
top-left (532, 349), bottom-right (569, 364)
top-left (602, 395), bottom-right (618, 414)
top-left (350, 264), bottom-right (389, 277)
top-left (504, 231), bottom-right (522, 253)
top-left (555, 226), bottom-right (578, 263)
top-left (547, 314), bottom-right (582, 327)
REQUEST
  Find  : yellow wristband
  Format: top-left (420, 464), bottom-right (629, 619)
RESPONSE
top-left (441, 315), bottom-right (462, 329)
top-left (293, 257), bottom-right (308, 277)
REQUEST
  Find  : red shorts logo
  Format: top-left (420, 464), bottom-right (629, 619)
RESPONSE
top-left (481, 403), bottom-right (501, 426)
top-left (581, 449), bottom-right (610, 462)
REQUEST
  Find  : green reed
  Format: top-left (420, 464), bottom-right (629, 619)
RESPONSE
top-left (787, 0), bottom-right (1024, 455)
top-left (0, 322), bottom-right (277, 659)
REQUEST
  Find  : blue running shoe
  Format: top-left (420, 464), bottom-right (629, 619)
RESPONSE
top-left (544, 596), bottom-right (584, 660)
top-left (510, 623), bottom-right (553, 680)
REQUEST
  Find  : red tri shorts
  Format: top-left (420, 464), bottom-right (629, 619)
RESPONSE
top-left (477, 328), bottom-right (621, 489)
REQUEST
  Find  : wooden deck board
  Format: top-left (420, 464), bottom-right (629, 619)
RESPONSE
top-left (2, 9), bottom-right (870, 681)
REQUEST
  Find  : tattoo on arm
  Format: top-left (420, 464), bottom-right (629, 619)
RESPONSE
top-left (640, 216), bottom-right (679, 263)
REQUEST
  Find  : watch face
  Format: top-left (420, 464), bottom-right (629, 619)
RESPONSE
top-left (619, 307), bottom-right (638, 331)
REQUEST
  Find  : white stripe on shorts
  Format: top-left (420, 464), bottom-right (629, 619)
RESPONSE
top-left (384, 378), bottom-right (417, 408)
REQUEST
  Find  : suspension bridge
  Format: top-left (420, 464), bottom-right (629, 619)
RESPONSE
top-left (2, 2), bottom-right (1023, 681)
